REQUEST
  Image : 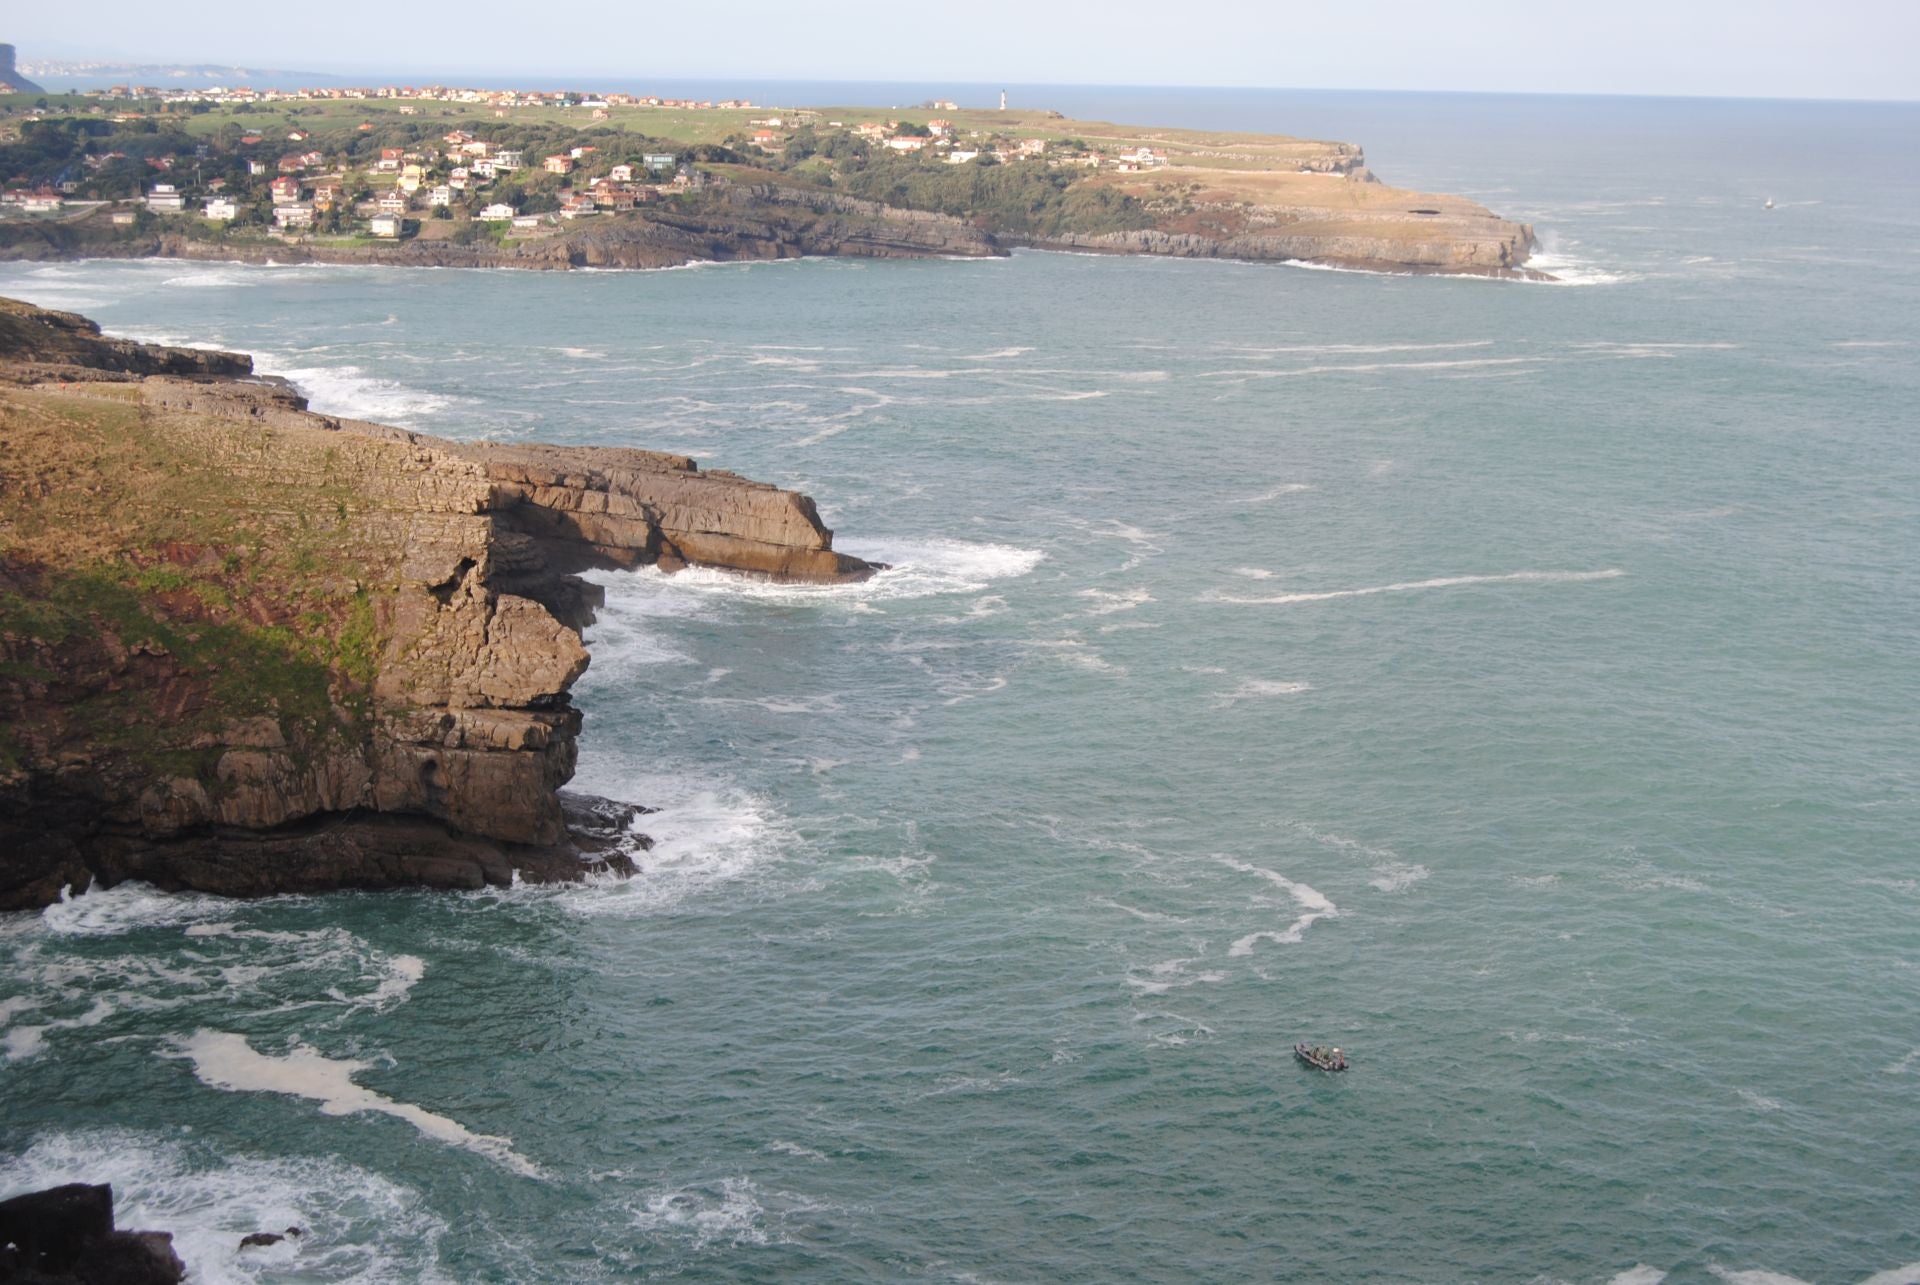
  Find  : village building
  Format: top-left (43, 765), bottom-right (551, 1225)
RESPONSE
top-left (202, 197), bottom-right (238, 220)
top-left (544, 154), bottom-right (574, 175)
top-left (369, 214), bottom-right (402, 237)
top-left (428, 185), bottom-right (454, 207)
top-left (608, 163), bottom-right (634, 182)
top-left (398, 163), bottom-right (426, 193)
top-left (375, 148), bottom-right (404, 173)
top-left (479, 202), bottom-right (517, 220)
top-left (511, 214), bottom-right (541, 229)
top-left (270, 176), bottom-right (303, 204)
top-left (21, 192), bottom-right (63, 213)
top-left (145, 183), bottom-right (184, 211)
top-left (886, 136), bottom-right (927, 152)
top-left (272, 203), bottom-right (314, 229)
top-left (491, 150), bottom-right (523, 171)
top-left (560, 192), bottom-right (599, 218)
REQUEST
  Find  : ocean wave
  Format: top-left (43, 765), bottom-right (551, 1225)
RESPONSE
top-left (629, 1176), bottom-right (822, 1251)
top-left (252, 353), bottom-right (458, 426)
top-left (169, 1030), bottom-right (542, 1177)
top-left (1204, 568), bottom-right (1625, 606)
top-left (42, 881), bottom-right (239, 937)
top-left (1210, 679), bottom-right (1312, 708)
top-left (586, 538), bottom-right (1044, 609)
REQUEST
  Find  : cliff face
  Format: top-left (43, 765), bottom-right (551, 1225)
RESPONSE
top-left (0, 299), bottom-right (877, 910)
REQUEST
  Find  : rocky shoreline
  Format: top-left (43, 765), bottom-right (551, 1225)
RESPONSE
top-left (0, 298), bottom-right (877, 910)
top-left (0, 173), bottom-right (1544, 279)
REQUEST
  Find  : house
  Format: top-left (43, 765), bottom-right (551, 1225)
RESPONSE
top-left (544, 154), bottom-right (574, 175)
top-left (478, 202), bottom-right (517, 220)
top-left (110, 209), bottom-right (138, 225)
top-left (491, 150), bottom-right (523, 171)
top-left (607, 163), bottom-right (634, 182)
top-left (511, 214), bottom-right (540, 229)
top-left (590, 108), bottom-right (610, 120)
top-left (642, 153), bottom-right (676, 172)
top-left (931, 99), bottom-right (958, 111)
top-left (248, 160), bottom-right (268, 176)
top-left (300, 150), bottom-right (326, 168)
top-left (202, 197), bottom-right (238, 220)
top-left (560, 193), bottom-right (598, 218)
top-left (927, 119), bottom-right (952, 137)
top-left (1018, 138), bottom-right (1047, 156)
top-left (375, 148), bottom-right (404, 173)
top-left (369, 214), bottom-right (402, 237)
top-left (277, 154), bottom-right (308, 174)
top-left (270, 176), bottom-right (303, 204)
top-left (751, 130), bottom-right (779, 149)
top-left (946, 149), bottom-right (980, 165)
top-left (377, 193), bottom-right (410, 214)
top-left (398, 163), bottom-right (426, 193)
top-left (590, 180), bottom-right (636, 211)
top-left (21, 192), bottom-right (63, 213)
top-left (569, 146), bottom-right (597, 160)
top-left (428, 185), bottom-right (454, 207)
top-left (145, 184), bottom-right (184, 211)
top-left (312, 180), bottom-right (343, 208)
top-left (286, 129), bottom-right (309, 142)
top-left (461, 140), bottom-right (492, 156)
top-left (886, 136), bottom-right (927, 152)
top-left (272, 203), bottom-right (314, 229)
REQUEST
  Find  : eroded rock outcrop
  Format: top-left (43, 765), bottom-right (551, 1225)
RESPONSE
top-left (0, 1183), bottom-right (185, 1284)
top-left (0, 299), bottom-right (876, 909)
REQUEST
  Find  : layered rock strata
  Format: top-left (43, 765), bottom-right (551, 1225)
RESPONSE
top-left (0, 299), bottom-right (877, 910)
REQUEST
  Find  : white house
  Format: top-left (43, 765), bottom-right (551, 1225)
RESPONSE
top-left (490, 150), bottom-right (523, 171)
top-left (203, 197), bottom-right (238, 220)
top-left (608, 163), bottom-right (634, 182)
top-left (479, 202), bottom-right (517, 220)
top-left (511, 214), bottom-right (541, 229)
top-left (146, 184), bottom-right (184, 211)
top-left (272, 203), bottom-right (314, 229)
top-left (369, 214), bottom-right (402, 237)
top-left (21, 192), bottom-right (63, 213)
top-left (428, 185), bottom-right (453, 207)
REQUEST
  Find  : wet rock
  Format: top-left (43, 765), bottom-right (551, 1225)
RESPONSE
top-left (0, 1183), bottom-right (184, 1284)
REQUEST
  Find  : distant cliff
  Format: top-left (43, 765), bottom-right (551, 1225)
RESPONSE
top-left (0, 298), bottom-right (876, 909)
top-left (0, 170), bottom-right (1544, 279)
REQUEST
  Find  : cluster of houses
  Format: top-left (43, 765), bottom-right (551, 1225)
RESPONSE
top-left (109, 126), bottom-right (694, 238)
top-left (87, 82), bottom-right (759, 114)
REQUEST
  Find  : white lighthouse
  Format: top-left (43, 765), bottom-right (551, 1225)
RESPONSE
top-left (1000, 90), bottom-right (1007, 111)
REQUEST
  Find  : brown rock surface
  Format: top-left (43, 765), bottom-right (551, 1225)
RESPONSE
top-left (0, 299), bottom-right (877, 909)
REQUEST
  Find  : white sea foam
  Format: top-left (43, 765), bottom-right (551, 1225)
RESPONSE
top-left (42, 881), bottom-right (238, 937)
top-left (1075, 587), bottom-right (1153, 616)
top-left (1127, 956), bottom-right (1229, 995)
top-left (1608, 1267), bottom-right (1669, 1285)
top-left (1228, 567), bottom-right (1275, 580)
top-left (1217, 856), bottom-right (1338, 954)
top-left (587, 538), bottom-right (1044, 610)
top-left (1735, 1087), bottom-right (1786, 1112)
top-left (1708, 1269), bottom-right (1815, 1285)
top-left (0, 1128), bottom-right (452, 1285)
top-left (1243, 483), bottom-right (1314, 501)
top-left (1205, 568), bottom-right (1626, 606)
top-left (630, 1176), bottom-right (815, 1250)
top-left (1858, 1264), bottom-right (1920, 1285)
top-left (1524, 246), bottom-right (1636, 286)
top-left (1199, 356), bottom-right (1547, 380)
top-left (1211, 679), bottom-right (1312, 707)
top-left (766, 1139), bottom-right (830, 1162)
top-left (171, 1030), bottom-right (542, 1177)
top-left (1019, 637), bottom-right (1126, 676)
top-left (254, 354), bottom-right (456, 427)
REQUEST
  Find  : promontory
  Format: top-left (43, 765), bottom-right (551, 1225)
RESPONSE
top-left (0, 296), bottom-right (876, 910)
top-left (0, 92), bottom-right (1543, 278)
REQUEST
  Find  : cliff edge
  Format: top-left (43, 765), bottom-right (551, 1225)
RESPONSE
top-left (0, 298), bottom-right (877, 910)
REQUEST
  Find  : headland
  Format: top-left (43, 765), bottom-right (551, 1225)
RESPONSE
top-left (0, 84), bottom-right (1543, 278)
top-left (0, 295), bottom-right (876, 910)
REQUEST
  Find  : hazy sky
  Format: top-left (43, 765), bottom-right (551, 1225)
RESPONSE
top-left (12, 0), bottom-right (1919, 101)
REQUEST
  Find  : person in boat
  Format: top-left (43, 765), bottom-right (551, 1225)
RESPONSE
top-left (1331, 1047), bottom-right (1344, 1069)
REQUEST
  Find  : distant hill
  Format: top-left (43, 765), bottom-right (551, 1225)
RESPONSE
top-left (19, 60), bottom-right (357, 93)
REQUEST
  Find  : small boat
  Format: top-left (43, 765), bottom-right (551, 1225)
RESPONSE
top-left (1294, 1043), bottom-right (1348, 1072)
top-left (1764, 197), bottom-right (1775, 210)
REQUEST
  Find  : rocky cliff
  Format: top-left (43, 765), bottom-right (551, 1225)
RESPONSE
top-left (0, 298), bottom-right (877, 910)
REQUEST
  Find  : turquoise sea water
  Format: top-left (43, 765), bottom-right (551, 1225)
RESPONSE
top-left (2, 91), bottom-right (1918, 1282)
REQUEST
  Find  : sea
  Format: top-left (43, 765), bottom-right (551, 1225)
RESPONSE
top-left (2, 87), bottom-right (1917, 1283)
